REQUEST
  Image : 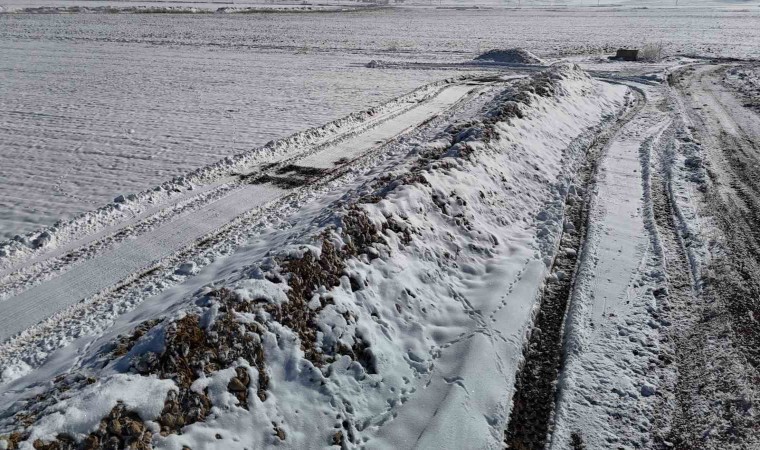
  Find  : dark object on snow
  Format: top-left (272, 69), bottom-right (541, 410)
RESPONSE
top-left (611, 48), bottom-right (639, 61)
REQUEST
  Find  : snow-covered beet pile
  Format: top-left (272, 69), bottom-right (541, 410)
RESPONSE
top-left (0, 65), bottom-right (628, 450)
top-left (474, 48), bottom-right (544, 65)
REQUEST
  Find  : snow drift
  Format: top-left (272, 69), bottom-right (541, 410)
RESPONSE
top-left (475, 48), bottom-right (544, 65)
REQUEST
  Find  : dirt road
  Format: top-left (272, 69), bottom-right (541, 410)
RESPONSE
top-left (511, 62), bottom-right (760, 449)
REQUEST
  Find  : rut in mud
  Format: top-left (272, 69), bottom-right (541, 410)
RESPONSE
top-left (504, 88), bottom-right (642, 449)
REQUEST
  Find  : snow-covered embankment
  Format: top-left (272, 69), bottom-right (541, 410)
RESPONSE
top-left (0, 65), bottom-right (628, 450)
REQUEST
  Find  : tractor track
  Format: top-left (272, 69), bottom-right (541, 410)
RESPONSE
top-left (504, 82), bottom-right (644, 450)
top-left (674, 64), bottom-right (760, 368)
top-left (653, 63), bottom-right (760, 449)
top-left (0, 80), bottom-right (467, 300)
top-left (0, 78), bottom-right (499, 373)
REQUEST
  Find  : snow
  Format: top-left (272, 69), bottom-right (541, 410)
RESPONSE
top-left (475, 48), bottom-right (544, 65)
top-left (0, 78), bottom-right (451, 272)
top-left (1, 0), bottom-right (756, 11)
top-left (233, 279), bottom-right (289, 306)
top-left (0, 360), bottom-right (31, 383)
top-left (0, 81), bottom-right (472, 345)
top-left (0, 28), bottom-right (458, 242)
top-left (661, 62), bottom-right (760, 450)
top-left (1, 4), bottom-right (760, 447)
top-left (550, 83), bottom-right (673, 449)
top-left (0, 1), bottom-right (370, 13)
top-left (27, 374), bottom-right (176, 443)
top-left (155, 67), bottom-right (625, 449)
top-left (371, 71), bottom-right (628, 449)
top-left (0, 66), bottom-right (629, 449)
top-left (2, 7), bottom-right (760, 240)
top-left (175, 262), bottom-right (199, 276)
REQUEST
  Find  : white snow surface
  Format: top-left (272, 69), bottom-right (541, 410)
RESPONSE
top-left (1, 0), bottom-right (758, 11)
top-left (550, 82), bottom-right (672, 449)
top-left (27, 374), bottom-right (176, 445)
top-left (475, 48), bottom-right (544, 65)
top-left (0, 66), bottom-right (629, 449)
top-left (2, 7), bottom-right (759, 241)
top-left (0, 28), bottom-right (458, 242)
top-left (0, 81), bottom-right (472, 345)
top-left (0, 78), bottom-right (453, 270)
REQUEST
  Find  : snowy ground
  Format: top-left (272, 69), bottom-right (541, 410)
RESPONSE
top-left (547, 62), bottom-right (760, 449)
top-left (2, 6), bottom-right (760, 239)
top-left (1, 0), bottom-right (757, 11)
top-left (0, 30), bottom-right (457, 240)
top-left (0, 1), bottom-right (377, 13)
top-left (0, 63), bottom-right (628, 448)
top-left (2, 5), bottom-right (760, 450)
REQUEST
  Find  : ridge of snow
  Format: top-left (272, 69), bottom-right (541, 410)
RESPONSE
top-left (0, 77), bottom-right (457, 272)
top-left (1, 67), bottom-right (628, 449)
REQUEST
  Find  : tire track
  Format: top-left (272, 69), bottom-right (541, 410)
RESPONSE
top-left (0, 80), bottom-right (498, 374)
top-left (653, 63), bottom-right (760, 449)
top-left (504, 85), bottom-right (644, 450)
top-left (0, 79), bottom-right (462, 298)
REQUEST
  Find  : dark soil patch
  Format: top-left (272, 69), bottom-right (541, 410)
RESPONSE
top-left (23, 403), bottom-right (152, 450)
top-left (111, 319), bottom-right (163, 357)
top-left (276, 164), bottom-right (330, 177)
top-left (504, 188), bottom-right (585, 449)
top-left (261, 207), bottom-right (409, 370)
top-left (570, 432), bottom-right (585, 450)
top-left (247, 173), bottom-right (306, 189)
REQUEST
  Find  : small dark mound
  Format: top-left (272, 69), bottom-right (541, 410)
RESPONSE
top-left (475, 48), bottom-right (543, 65)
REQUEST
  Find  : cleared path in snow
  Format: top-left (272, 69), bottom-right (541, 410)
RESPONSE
top-left (0, 82), bottom-right (478, 344)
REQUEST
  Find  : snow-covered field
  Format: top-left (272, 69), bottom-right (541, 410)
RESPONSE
top-left (0, 64), bottom-right (631, 450)
top-left (2, 4), bottom-right (760, 450)
top-left (2, 6), bottom-right (760, 239)
top-left (0, 30), bottom-right (456, 240)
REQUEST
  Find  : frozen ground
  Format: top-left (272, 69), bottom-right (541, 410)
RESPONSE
top-left (1, 0), bottom-right (758, 11)
top-left (2, 7), bottom-right (760, 239)
top-left (2, 4), bottom-right (760, 450)
top-left (0, 36), bottom-right (456, 240)
top-left (0, 64), bottom-right (632, 450)
top-left (5, 54), bottom-right (758, 449)
top-left (0, 0), bottom-right (375, 13)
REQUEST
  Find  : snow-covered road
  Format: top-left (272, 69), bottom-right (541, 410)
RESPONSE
top-left (0, 82), bottom-right (479, 344)
top-left (550, 83), bottom-right (673, 449)
top-left (548, 62), bottom-right (760, 449)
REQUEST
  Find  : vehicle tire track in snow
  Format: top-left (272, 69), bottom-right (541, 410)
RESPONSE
top-left (656, 64), bottom-right (760, 450)
top-left (504, 85), bottom-right (644, 450)
top-left (0, 79), bottom-right (463, 298)
top-left (0, 184), bottom-right (285, 344)
top-left (547, 80), bottom-right (678, 449)
top-left (0, 82), bottom-right (481, 344)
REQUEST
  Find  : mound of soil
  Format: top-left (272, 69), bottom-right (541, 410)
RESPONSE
top-left (475, 48), bottom-right (543, 65)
